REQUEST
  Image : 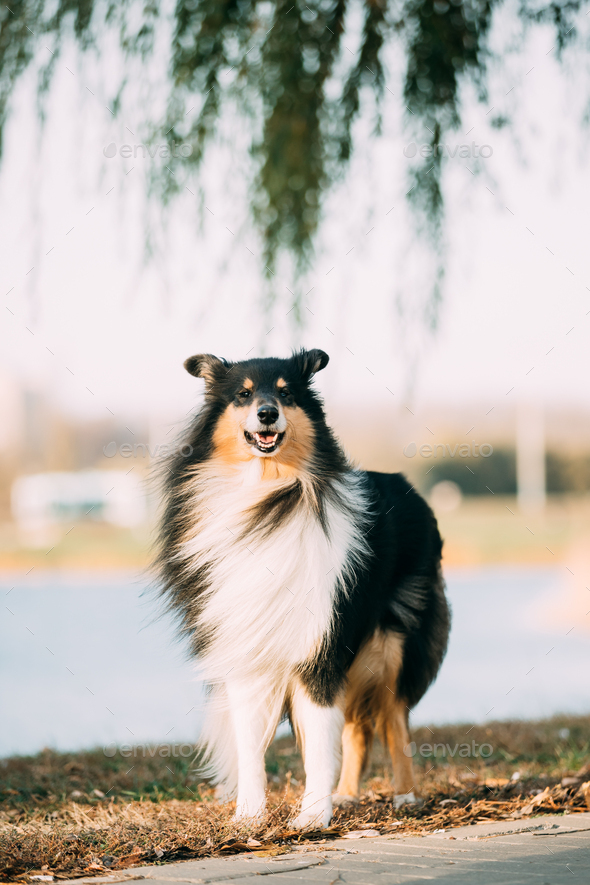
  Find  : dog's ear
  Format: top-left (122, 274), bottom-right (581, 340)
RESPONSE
top-left (184, 354), bottom-right (230, 385)
top-left (291, 348), bottom-right (329, 382)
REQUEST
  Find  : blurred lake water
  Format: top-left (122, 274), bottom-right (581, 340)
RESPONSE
top-left (1, 566), bottom-right (589, 758)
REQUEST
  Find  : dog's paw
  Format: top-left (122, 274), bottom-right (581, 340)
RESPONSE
top-left (233, 796), bottom-right (266, 823)
top-left (332, 792), bottom-right (359, 807)
top-left (290, 800), bottom-right (332, 830)
top-left (394, 791), bottom-right (418, 809)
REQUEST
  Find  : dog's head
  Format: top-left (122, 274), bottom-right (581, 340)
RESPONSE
top-left (184, 349), bottom-right (329, 465)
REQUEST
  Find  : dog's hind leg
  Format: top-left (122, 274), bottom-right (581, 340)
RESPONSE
top-left (333, 717), bottom-right (373, 805)
top-left (336, 629), bottom-right (407, 805)
top-left (384, 701), bottom-right (417, 808)
top-left (289, 682), bottom-right (344, 829)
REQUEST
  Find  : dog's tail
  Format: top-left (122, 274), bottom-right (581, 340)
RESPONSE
top-left (196, 685), bottom-right (238, 798)
top-left (397, 566), bottom-right (450, 709)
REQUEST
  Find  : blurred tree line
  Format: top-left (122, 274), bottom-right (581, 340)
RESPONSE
top-left (425, 449), bottom-right (590, 495)
top-left (0, 0), bottom-right (588, 310)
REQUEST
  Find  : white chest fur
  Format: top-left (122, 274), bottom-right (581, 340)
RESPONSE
top-left (177, 464), bottom-right (370, 686)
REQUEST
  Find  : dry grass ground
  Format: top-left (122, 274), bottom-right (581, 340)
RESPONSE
top-left (2, 715), bottom-right (590, 882)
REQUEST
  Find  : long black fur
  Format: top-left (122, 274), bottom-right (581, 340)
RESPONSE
top-left (157, 350), bottom-right (450, 711)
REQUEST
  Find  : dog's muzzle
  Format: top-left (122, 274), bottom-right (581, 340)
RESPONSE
top-left (244, 428), bottom-right (285, 454)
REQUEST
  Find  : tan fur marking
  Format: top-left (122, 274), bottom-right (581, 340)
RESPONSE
top-left (211, 403), bottom-right (316, 482)
top-left (242, 378), bottom-right (254, 390)
top-left (336, 630), bottom-right (416, 799)
top-left (276, 378), bottom-right (287, 388)
top-left (337, 721), bottom-right (373, 797)
top-left (385, 704), bottom-right (415, 795)
top-left (271, 407), bottom-right (315, 476)
top-left (211, 405), bottom-right (250, 465)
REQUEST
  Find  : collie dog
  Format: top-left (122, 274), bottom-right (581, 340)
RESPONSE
top-left (157, 349), bottom-right (450, 828)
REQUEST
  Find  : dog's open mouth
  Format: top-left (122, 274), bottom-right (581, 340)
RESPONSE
top-left (244, 430), bottom-right (285, 454)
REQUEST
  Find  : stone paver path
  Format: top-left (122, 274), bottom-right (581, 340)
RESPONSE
top-left (63, 811), bottom-right (590, 885)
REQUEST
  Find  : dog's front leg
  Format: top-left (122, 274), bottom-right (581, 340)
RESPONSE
top-left (290, 685), bottom-right (344, 829)
top-left (226, 680), bottom-right (268, 821)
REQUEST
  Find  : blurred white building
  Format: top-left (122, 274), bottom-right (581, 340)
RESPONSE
top-left (11, 470), bottom-right (147, 541)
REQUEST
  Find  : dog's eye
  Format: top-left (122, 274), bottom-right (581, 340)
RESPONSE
top-left (238, 390), bottom-right (252, 399)
top-left (279, 388), bottom-right (290, 398)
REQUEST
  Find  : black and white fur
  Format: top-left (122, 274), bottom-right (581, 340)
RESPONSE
top-left (156, 349), bottom-right (450, 827)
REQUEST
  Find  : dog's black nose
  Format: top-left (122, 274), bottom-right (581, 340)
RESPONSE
top-left (257, 404), bottom-right (279, 425)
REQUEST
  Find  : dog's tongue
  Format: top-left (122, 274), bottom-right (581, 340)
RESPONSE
top-left (258, 433), bottom-right (276, 442)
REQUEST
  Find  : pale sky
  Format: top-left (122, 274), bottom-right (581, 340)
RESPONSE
top-left (1, 9), bottom-right (589, 438)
